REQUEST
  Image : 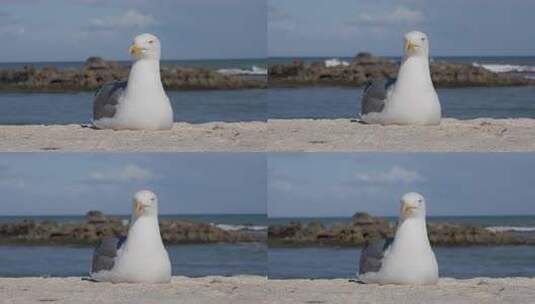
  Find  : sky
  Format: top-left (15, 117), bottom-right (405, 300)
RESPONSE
top-left (0, 153), bottom-right (266, 215)
top-left (268, 153), bottom-right (535, 217)
top-left (0, 0), bottom-right (266, 62)
top-left (269, 0), bottom-right (535, 57)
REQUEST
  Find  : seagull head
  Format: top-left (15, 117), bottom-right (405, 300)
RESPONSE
top-left (129, 33), bottom-right (161, 61)
top-left (132, 190), bottom-right (159, 218)
top-left (400, 192), bottom-right (426, 219)
top-left (403, 31), bottom-right (429, 57)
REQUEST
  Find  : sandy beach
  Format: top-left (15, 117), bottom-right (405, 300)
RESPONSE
top-left (0, 122), bottom-right (266, 152)
top-left (1, 118), bottom-right (535, 152)
top-left (268, 118), bottom-right (535, 152)
top-left (267, 277), bottom-right (535, 304)
top-left (1, 277), bottom-right (534, 304)
top-left (0, 276), bottom-right (268, 304)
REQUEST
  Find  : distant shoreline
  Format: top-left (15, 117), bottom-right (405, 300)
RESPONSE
top-left (0, 211), bottom-right (266, 246)
top-left (269, 212), bottom-right (535, 247)
top-left (269, 53), bottom-right (535, 88)
top-left (0, 57), bottom-right (266, 93)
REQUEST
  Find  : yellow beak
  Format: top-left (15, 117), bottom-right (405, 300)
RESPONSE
top-left (402, 203), bottom-right (417, 217)
top-left (405, 40), bottom-right (417, 51)
top-left (129, 45), bottom-right (143, 56)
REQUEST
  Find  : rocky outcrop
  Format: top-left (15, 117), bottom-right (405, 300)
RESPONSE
top-left (269, 53), bottom-right (535, 87)
top-left (0, 57), bottom-right (266, 92)
top-left (0, 211), bottom-right (262, 245)
top-left (268, 212), bottom-right (532, 247)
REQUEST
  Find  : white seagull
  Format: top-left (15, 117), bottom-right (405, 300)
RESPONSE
top-left (92, 33), bottom-right (174, 130)
top-left (358, 192), bottom-right (439, 285)
top-left (90, 190), bottom-right (172, 283)
top-left (360, 31), bottom-right (441, 125)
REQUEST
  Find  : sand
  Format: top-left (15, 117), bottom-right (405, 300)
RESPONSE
top-left (1, 118), bottom-right (535, 152)
top-left (267, 277), bottom-right (535, 304)
top-left (1, 277), bottom-right (534, 304)
top-left (0, 276), bottom-right (268, 304)
top-left (268, 118), bottom-right (535, 152)
top-left (0, 122), bottom-right (266, 152)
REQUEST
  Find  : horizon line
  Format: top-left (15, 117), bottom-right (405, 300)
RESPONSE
top-left (269, 213), bottom-right (535, 218)
top-left (0, 212), bottom-right (267, 217)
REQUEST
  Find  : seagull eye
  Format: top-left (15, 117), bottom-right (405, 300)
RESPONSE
top-left (148, 40), bottom-right (154, 44)
top-left (421, 38), bottom-right (426, 41)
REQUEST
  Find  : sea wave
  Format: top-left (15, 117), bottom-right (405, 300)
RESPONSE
top-left (325, 58), bottom-right (350, 68)
top-left (486, 226), bottom-right (535, 233)
top-left (212, 223), bottom-right (267, 232)
top-left (216, 65), bottom-right (267, 76)
top-left (472, 62), bottom-right (535, 73)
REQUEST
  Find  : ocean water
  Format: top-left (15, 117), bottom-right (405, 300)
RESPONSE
top-left (268, 86), bottom-right (535, 119)
top-left (0, 214), bottom-right (267, 277)
top-left (268, 246), bottom-right (535, 279)
top-left (0, 58), bottom-right (267, 76)
top-left (270, 215), bottom-right (535, 229)
top-left (269, 215), bottom-right (535, 278)
top-left (0, 214), bottom-right (268, 232)
top-left (0, 89), bottom-right (267, 124)
top-left (0, 243), bottom-right (266, 278)
top-left (1, 57), bottom-right (534, 123)
top-left (269, 56), bottom-right (535, 78)
top-left (270, 215), bottom-right (535, 238)
top-left (0, 58), bottom-right (267, 124)
top-left (269, 56), bottom-right (535, 119)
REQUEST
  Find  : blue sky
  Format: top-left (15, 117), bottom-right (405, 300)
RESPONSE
top-left (0, 0), bottom-right (266, 62)
top-left (0, 153), bottom-right (266, 215)
top-left (269, 0), bottom-right (535, 57)
top-left (268, 153), bottom-right (535, 217)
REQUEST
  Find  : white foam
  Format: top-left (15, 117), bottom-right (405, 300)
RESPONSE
top-left (472, 62), bottom-right (535, 73)
top-left (216, 65), bottom-right (267, 76)
top-left (486, 226), bottom-right (535, 233)
top-left (212, 223), bottom-right (267, 232)
top-left (325, 58), bottom-right (350, 68)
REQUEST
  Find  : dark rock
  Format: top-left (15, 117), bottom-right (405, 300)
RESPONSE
top-left (83, 57), bottom-right (113, 71)
top-left (352, 212), bottom-right (375, 225)
top-left (85, 210), bottom-right (109, 224)
top-left (0, 211), bottom-right (263, 245)
top-left (0, 57), bottom-right (265, 92)
top-left (268, 213), bottom-right (529, 247)
top-left (269, 53), bottom-right (535, 87)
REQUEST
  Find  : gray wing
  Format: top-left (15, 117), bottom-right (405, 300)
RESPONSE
top-left (358, 237), bottom-right (393, 274)
top-left (91, 236), bottom-right (126, 273)
top-left (93, 81), bottom-right (127, 120)
top-left (360, 78), bottom-right (396, 115)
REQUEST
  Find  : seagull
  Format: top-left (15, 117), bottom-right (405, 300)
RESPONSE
top-left (90, 190), bottom-right (172, 283)
top-left (358, 192), bottom-right (439, 285)
top-left (92, 33), bottom-right (174, 130)
top-left (360, 31), bottom-right (441, 125)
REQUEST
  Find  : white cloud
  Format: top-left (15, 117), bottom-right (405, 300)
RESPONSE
top-left (88, 9), bottom-right (155, 30)
top-left (352, 5), bottom-right (424, 27)
top-left (89, 164), bottom-right (153, 183)
top-left (354, 166), bottom-right (426, 184)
